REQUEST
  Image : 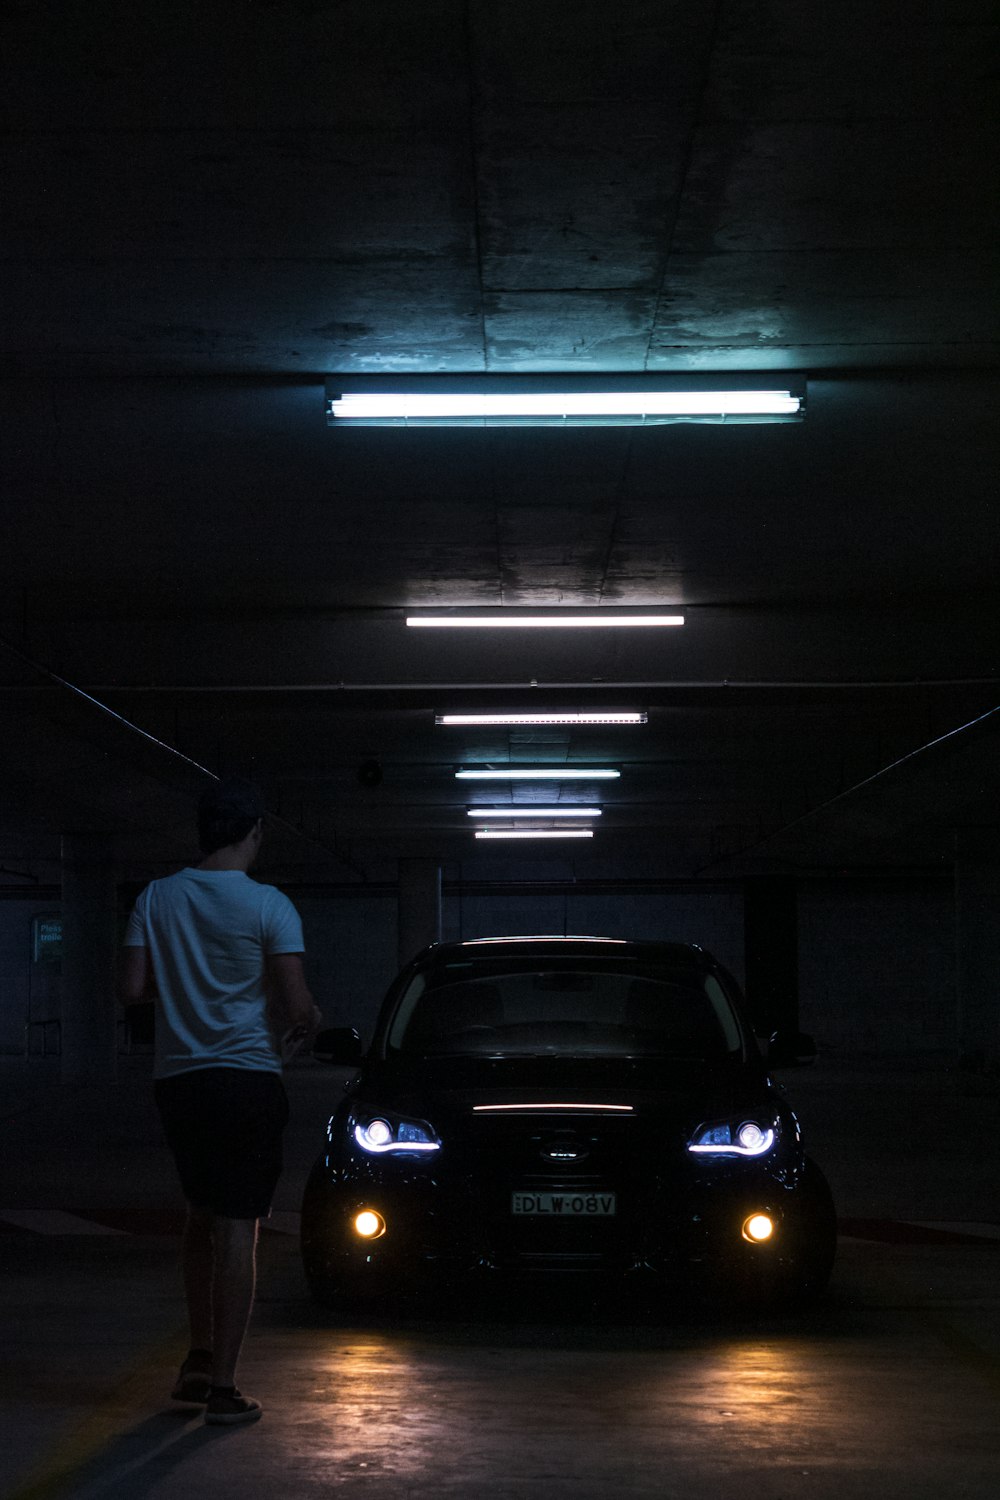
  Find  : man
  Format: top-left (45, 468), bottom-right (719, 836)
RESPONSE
top-left (119, 778), bottom-right (320, 1426)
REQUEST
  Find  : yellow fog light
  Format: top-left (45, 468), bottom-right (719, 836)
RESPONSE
top-left (354, 1210), bottom-right (386, 1239)
top-left (742, 1213), bottom-right (774, 1243)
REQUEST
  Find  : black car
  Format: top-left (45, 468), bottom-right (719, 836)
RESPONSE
top-left (302, 937), bottom-right (836, 1307)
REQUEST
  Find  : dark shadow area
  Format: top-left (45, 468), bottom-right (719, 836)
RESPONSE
top-left (6, 1411), bottom-right (249, 1500)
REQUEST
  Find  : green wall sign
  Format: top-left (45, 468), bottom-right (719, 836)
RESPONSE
top-left (32, 914), bottom-right (63, 963)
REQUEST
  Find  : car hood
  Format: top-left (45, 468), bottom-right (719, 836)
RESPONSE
top-left (350, 1052), bottom-right (770, 1124)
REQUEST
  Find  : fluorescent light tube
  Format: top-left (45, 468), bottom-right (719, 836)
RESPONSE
top-left (475, 829), bottom-right (595, 840)
top-left (330, 391), bottom-right (801, 421)
top-left (466, 807), bottom-right (602, 818)
top-left (456, 769), bottom-right (620, 780)
top-left (437, 712), bottom-right (646, 726)
top-left (409, 614), bottom-right (683, 628)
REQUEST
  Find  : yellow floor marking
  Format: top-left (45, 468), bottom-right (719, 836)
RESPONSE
top-left (4, 1328), bottom-right (190, 1500)
top-left (0, 1209), bottom-right (126, 1237)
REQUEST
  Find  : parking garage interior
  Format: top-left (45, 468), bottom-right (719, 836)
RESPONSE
top-left (1, 2), bottom-right (998, 1496)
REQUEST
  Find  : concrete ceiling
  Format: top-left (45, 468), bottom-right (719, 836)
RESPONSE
top-left (0, 1), bottom-right (997, 885)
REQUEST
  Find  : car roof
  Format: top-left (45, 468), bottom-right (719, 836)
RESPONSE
top-left (417, 936), bottom-right (713, 968)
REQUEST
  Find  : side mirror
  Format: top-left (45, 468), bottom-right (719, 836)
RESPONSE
top-left (768, 1030), bottom-right (818, 1067)
top-left (313, 1027), bottom-right (364, 1065)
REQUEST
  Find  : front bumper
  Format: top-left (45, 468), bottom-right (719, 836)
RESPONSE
top-left (301, 1148), bottom-right (823, 1290)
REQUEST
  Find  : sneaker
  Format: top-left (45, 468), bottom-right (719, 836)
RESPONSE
top-left (204, 1387), bottom-right (263, 1426)
top-left (171, 1351), bottom-right (213, 1404)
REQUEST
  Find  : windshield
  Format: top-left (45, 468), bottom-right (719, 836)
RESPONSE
top-left (386, 958), bottom-right (744, 1060)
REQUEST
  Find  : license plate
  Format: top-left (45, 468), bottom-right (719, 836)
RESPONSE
top-left (512, 1191), bottom-right (616, 1217)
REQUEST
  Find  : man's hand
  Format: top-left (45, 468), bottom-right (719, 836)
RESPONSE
top-left (278, 1004), bottom-right (324, 1060)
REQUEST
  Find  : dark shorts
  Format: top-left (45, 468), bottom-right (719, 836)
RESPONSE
top-left (154, 1067), bottom-right (290, 1220)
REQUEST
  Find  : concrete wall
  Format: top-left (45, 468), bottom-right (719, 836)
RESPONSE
top-left (0, 881), bottom-right (958, 1059)
top-left (0, 900), bottom-right (63, 1055)
top-left (798, 884), bottom-right (955, 1055)
top-left (298, 882), bottom-right (958, 1053)
top-left (297, 880), bottom-right (957, 1054)
top-left (296, 886), bottom-right (747, 1042)
top-left (445, 889), bottom-right (745, 980)
top-left (295, 893), bottom-right (399, 1043)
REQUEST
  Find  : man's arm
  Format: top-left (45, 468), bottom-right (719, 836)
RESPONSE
top-left (265, 952), bottom-right (321, 1035)
top-left (117, 945), bottom-right (156, 1007)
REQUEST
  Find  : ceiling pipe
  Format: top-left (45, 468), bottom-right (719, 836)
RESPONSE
top-left (0, 678), bottom-right (997, 694)
top-left (0, 632), bottom-right (216, 778)
top-left (696, 701), bottom-right (1000, 875)
top-left (0, 630), bottom-right (368, 880)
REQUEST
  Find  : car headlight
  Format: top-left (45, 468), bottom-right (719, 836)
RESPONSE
top-left (352, 1110), bottom-right (441, 1155)
top-left (687, 1116), bottom-right (777, 1157)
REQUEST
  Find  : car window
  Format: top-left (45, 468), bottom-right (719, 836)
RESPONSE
top-left (386, 962), bottom-right (741, 1059)
top-left (704, 974), bottom-right (743, 1053)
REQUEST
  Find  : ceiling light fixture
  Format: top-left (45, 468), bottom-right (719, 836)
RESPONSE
top-left (455, 768), bottom-right (620, 781)
top-left (466, 807), bottom-right (602, 818)
top-left (326, 376), bottom-right (804, 427)
top-left (475, 829), bottom-right (595, 840)
top-left (409, 614), bottom-right (683, 628)
top-left (437, 712), bottom-right (646, 726)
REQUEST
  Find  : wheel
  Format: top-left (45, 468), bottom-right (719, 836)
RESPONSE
top-left (303, 1266), bottom-right (344, 1308)
top-left (301, 1224), bottom-right (391, 1308)
top-left (786, 1156), bottom-right (837, 1302)
top-left (300, 1172), bottom-right (352, 1306)
top-left (724, 1159), bottom-right (837, 1310)
top-left (300, 1210), bottom-right (344, 1306)
top-left (767, 1157), bottom-right (837, 1307)
top-left (300, 1178), bottom-right (399, 1309)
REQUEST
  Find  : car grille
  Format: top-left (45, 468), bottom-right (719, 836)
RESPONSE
top-left (463, 1110), bottom-right (655, 1268)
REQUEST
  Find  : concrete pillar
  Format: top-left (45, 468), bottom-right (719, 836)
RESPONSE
top-left (955, 832), bottom-right (1000, 1074)
top-left (397, 858), bottom-right (441, 969)
top-left (60, 833), bottom-right (118, 1085)
top-left (743, 874), bottom-right (799, 1037)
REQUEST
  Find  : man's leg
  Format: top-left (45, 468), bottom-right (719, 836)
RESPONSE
top-left (169, 1204), bottom-right (215, 1401)
top-left (182, 1204), bottom-right (215, 1352)
top-left (210, 1215), bottom-right (259, 1389)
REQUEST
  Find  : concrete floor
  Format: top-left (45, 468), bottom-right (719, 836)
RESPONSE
top-left (0, 1053), bottom-right (998, 1499)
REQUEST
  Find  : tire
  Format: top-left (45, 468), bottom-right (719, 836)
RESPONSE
top-left (300, 1175), bottom-right (348, 1306)
top-left (303, 1267), bottom-right (344, 1308)
top-left (301, 1228), bottom-right (344, 1307)
top-left (725, 1158), bottom-right (837, 1310)
top-left (300, 1182), bottom-right (398, 1309)
top-left (776, 1157), bottom-right (837, 1306)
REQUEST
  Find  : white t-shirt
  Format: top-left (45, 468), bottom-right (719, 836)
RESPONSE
top-left (124, 868), bottom-right (305, 1079)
